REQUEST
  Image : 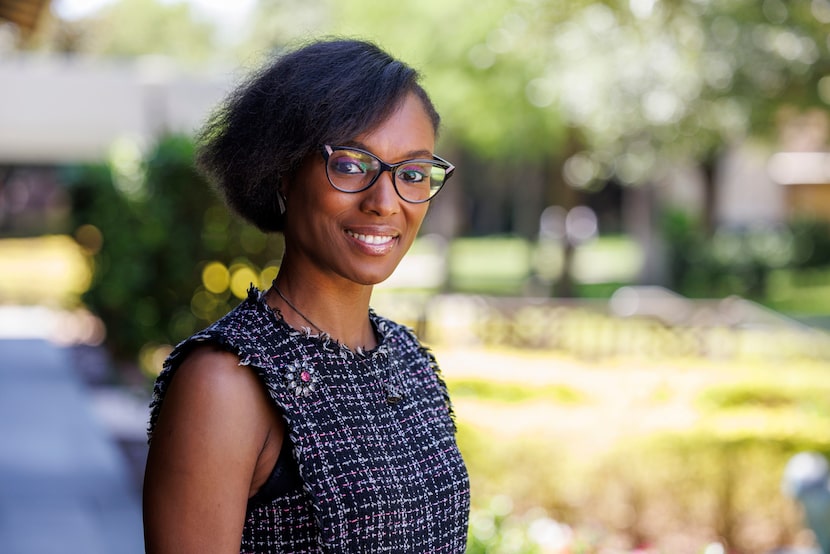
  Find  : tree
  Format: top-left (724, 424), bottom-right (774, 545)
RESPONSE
top-left (25, 0), bottom-right (219, 67)
top-left (93, 0), bottom-right (216, 65)
top-left (66, 135), bottom-right (285, 363)
top-left (35, 0), bottom-right (830, 295)
top-left (319, 0), bottom-right (830, 292)
top-left (509, 0), bottom-right (830, 227)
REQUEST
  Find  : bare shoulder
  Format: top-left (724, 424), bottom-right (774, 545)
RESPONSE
top-left (171, 345), bottom-right (254, 391)
top-left (153, 345), bottom-right (275, 441)
top-left (144, 345), bottom-right (280, 552)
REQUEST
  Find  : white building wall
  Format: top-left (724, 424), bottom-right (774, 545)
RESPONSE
top-left (0, 54), bottom-right (232, 163)
top-left (715, 143), bottom-right (787, 227)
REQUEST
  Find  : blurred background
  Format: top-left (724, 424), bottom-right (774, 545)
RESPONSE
top-left (3, 0), bottom-right (830, 552)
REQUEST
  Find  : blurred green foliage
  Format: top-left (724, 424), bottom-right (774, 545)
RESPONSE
top-left (591, 434), bottom-right (813, 551)
top-left (19, 3), bottom-right (830, 550)
top-left (698, 382), bottom-right (830, 415)
top-left (452, 366), bottom-right (830, 552)
top-left (448, 378), bottom-right (584, 405)
top-left (60, 129), bottom-right (830, 364)
top-left (31, 0), bottom-right (218, 65)
top-left (30, 0), bottom-right (830, 315)
top-left (39, 0), bottom-right (830, 210)
top-left (65, 134), bottom-right (284, 362)
top-left (448, 236), bottom-right (535, 295)
top-left (308, 0), bottom-right (830, 197)
top-left (456, 420), bottom-right (571, 520)
top-left (662, 209), bottom-right (830, 312)
top-left (466, 503), bottom-right (600, 554)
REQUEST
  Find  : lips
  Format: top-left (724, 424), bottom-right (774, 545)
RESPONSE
top-left (345, 229), bottom-right (397, 246)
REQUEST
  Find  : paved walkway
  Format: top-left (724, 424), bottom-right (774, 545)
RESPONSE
top-left (0, 338), bottom-right (145, 553)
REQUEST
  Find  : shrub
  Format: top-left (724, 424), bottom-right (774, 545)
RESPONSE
top-left (65, 134), bottom-right (284, 366)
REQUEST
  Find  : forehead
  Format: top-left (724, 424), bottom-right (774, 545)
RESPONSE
top-left (349, 93), bottom-right (436, 159)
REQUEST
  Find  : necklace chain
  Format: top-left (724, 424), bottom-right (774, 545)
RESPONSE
top-left (274, 282), bottom-right (399, 403)
top-left (272, 282), bottom-right (324, 334)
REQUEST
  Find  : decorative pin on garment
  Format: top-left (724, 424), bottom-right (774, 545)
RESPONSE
top-left (385, 383), bottom-right (404, 405)
top-left (384, 358), bottom-right (405, 406)
top-left (285, 360), bottom-right (318, 397)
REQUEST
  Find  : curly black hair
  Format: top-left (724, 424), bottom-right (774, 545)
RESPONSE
top-left (196, 38), bottom-right (441, 233)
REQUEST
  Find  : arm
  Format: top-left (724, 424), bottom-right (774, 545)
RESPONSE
top-left (143, 347), bottom-right (283, 553)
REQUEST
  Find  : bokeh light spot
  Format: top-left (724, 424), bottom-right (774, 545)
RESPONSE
top-left (139, 343), bottom-right (174, 378)
top-left (526, 78), bottom-right (557, 108)
top-left (563, 153), bottom-right (598, 188)
top-left (818, 76), bottom-right (830, 105)
top-left (202, 261), bottom-right (230, 294)
top-left (230, 264), bottom-right (258, 299)
top-left (260, 264), bottom-right (279, 289)
top-left (240, 226), bottom-right (267, 254)
top-left (74, 224), bottom-right (104, 255)
top-left (191, 289), bottom-right (219, 320)
top-left (109, 136), bottom-right (146, 201)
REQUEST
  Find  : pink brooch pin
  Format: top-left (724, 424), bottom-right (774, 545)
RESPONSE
top-left (285, 361), bottom-right (318, 397)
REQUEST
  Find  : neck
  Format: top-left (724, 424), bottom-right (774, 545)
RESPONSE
top-left (268, 274), bottom-right (377, 350)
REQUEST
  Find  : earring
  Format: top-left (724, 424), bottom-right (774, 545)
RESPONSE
top-left (278, 193), bottom-right (286, 215)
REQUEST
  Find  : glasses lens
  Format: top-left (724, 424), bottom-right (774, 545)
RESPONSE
top-left (395, 162), bottom-right (446, 202)
top-left (324, 146), bottom-right (449, 203)
top-left (326, 149), bottom-right (380, 192)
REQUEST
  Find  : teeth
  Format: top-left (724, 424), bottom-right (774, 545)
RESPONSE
top-left (347, 230), bottom-right (395, 245)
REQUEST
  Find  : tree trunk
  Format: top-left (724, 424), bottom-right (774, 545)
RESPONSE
top-left (622, 182), bottom-right (666, 285)
top-left (700, 149), bottom-right (721, 237)
top-left (546, 133), bottom-right (582, 298)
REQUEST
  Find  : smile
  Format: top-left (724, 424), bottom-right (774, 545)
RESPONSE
top-left (346, 230), bottom-right (397, 245)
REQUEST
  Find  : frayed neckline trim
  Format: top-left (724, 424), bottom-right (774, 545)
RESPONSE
top-left (251, 286), bottom-right (391, 360)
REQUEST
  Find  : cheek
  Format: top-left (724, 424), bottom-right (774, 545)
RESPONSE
top-left (294, 181), bottom-right (348, 223)
top-left (405, 205), bottom-right (429, 236)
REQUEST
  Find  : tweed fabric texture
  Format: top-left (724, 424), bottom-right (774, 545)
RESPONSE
top-left (148, 288), bottom-right (470, 553)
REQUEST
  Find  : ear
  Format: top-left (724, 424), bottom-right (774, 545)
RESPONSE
top-left (278, 152), bottom-right (314, 205)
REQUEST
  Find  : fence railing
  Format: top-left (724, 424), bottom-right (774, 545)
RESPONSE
top-left (371, 287), bottom-right (830, 361)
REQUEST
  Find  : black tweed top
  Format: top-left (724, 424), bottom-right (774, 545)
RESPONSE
top-left (148, 287), bottom-right (470, 553)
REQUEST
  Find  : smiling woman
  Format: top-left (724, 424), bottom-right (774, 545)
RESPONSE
top-left (142, 38), bottom-right (470, 554)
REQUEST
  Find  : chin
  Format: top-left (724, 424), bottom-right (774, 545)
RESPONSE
top-left (351, 268), bottom-right (397, 287)
top-left (348, 260), bottom-right (404, 287)
top-left (356, 274), bottom-right (392, 287)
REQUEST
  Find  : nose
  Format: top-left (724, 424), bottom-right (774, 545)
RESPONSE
top-left (360, 170), bottom-right (400, 216)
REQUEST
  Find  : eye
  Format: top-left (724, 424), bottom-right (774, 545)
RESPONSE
top-left (332, 155), bottom-right (370, 175)
top-left (397, 164), bottom-right (430, 184)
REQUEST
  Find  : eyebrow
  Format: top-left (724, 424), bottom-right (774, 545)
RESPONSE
top-left (342, 141), bottom-right (434, 161)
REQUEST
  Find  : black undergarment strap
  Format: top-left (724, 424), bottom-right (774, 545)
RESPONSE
top-left (246, 434), bottom-right (302, 509)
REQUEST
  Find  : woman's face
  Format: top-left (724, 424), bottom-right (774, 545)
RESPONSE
top-left (281, 92), bottom-right (435, 288)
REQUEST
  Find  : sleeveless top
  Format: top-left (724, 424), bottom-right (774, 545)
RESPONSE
top-left (148, 287), bottom-right (471, 553)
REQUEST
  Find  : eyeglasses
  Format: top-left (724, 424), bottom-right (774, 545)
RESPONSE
top-left (320, 145), bottom-right (455, 204)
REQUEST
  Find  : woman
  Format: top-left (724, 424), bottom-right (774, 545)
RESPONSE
top-left (143, 38), bottom-right (471, 553)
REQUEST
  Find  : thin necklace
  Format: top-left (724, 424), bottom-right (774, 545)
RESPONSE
top-left (272, 282), bottom-right (324, 334)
